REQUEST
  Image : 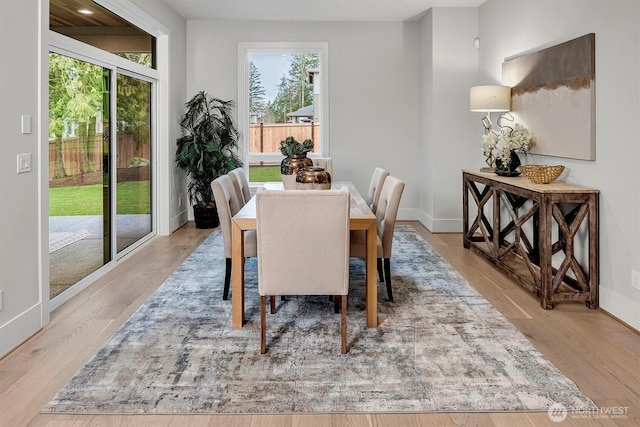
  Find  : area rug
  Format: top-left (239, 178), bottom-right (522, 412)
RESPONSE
top-left (42, 226), bottom-right (596, 414)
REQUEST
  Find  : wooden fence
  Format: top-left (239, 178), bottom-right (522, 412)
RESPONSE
top-left (249, 123), bottom-right (319, 154)
top-left (49, 133), bottom-right (150, 180)
top-left (50, 124), bottom-right (316, 181)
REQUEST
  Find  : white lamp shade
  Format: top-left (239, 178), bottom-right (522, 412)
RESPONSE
top-left (469, 85), bottom-right (511, 112)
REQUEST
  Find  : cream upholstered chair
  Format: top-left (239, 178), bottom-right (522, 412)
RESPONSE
top-left (211, 174), bottom-right (257, 300)
top-left (350, 175), bottom-right (405, 302)
top-left (367, 167), bottom-right (389, 214)
top-left (256, 188), bottom-right (350, 354)
top-left (365, 166), bottom-right (389, 282)
top-left (312, 157), bottom-right (332, 176)
top-left (228, 167), bottom-right (251, 207)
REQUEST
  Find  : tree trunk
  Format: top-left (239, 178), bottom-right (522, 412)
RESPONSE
top-left (85, 119), bottom-right (97, 173)
top-left (53, 137), bottom-right (67, 179)
top-left (79, 120), bottom-right (97, 174)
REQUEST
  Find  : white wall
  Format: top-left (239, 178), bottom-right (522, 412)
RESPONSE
top-left (0, 0), bottom-right (188, 357)
top-left (479, 0), bottom-right (640, 329)
top-left (130, 0), bottom-right (189, 233)
top-left (419, 8), bottom-right (480, 232)
top-left (186, 20), bottom-right (422, 216)
top-left (0, 0), bottom-right (43, 357)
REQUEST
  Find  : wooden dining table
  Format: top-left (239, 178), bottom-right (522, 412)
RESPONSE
top-left (231, 182), bottom-right (378, 328)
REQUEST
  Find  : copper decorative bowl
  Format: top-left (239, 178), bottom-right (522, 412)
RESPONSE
top-left (296, 167), bottom-right (331, 190)
top-left (519, 164), bottom-right (565, 184)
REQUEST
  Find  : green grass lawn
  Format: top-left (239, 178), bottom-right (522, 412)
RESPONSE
top-left (50, 168), bottom-right (281, 217)
top-left (249, 165), bottom-right (281, 182)
top-left (50, 181), bottom-right (151, 216)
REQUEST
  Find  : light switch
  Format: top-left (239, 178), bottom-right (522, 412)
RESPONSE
top-left (21, 115), bottom-right (31, 134)
top-left (17, 153), bottom-right (31, 173)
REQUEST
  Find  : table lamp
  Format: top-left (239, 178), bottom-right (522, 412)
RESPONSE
top-left (470, 85), bottom-right (511, 170)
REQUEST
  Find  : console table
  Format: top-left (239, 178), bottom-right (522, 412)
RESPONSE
top-left (462, 169), bottom-right (599, 309)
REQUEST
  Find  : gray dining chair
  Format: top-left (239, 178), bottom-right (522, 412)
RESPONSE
top-left (350, 175), bottom-right (405, 302)
top-left (312, 157), bottom-right (333, 176)
top-left (228, 167), bottom-right (251, 207)
top-left (367, 167), bottom-right (389, 214)
top-left (211, 174), bottom-right (257, 300)
top-left (256, 187), bottom-right (350, 354)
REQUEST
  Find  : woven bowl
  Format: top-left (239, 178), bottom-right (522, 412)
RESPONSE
top-left (519, 164), bottom-right (565, 184)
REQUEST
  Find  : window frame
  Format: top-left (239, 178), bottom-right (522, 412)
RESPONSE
top-left (237, 42), bottom-right (329, 176)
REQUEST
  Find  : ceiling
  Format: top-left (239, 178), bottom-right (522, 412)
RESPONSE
top-left (50, 0), bottom-right (152, 53)
top-left (50, 0), bottom-right (132, 28)
top-left (49, 0), bottom-right (487, 28)
top-left (160, 0), bottom-right (487, 22)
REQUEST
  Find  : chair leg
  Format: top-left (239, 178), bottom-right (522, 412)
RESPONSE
top-left (223, 258), bottom-right (232, 300)
top-left (334, 295), bottom-right (340, 314)
top-left (270, 295), bottom-right (276, 314)
top-left (384, 258), bottom-right (393, 302)
top-left (377, 258), bottom-right (384, 282)
top-left (260, 296), bottom-right (266, 354)
top-left (341, 294), bottom-right (348, 354)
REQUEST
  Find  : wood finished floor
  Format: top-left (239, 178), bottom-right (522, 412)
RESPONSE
top-left (0, 221), bottom-right (638, 427)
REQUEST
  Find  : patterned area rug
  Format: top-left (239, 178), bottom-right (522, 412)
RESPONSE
top-left (42, 226), bottom-right (596, 414)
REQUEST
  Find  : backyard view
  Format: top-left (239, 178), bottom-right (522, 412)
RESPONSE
top-left (48, 49), bottom-right (319, 298)
top-left (247, 51), bottom-right (321, 178)
top-left (50, 182), bottom-right (150, 216)
top-left (49, 52), bottom-right (152, 299)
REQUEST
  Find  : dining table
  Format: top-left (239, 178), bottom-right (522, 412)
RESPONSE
top-left (231, 181), bottom-right (378, 328)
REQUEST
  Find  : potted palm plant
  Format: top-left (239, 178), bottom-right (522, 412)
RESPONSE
top-left (176, 91), bottom-right (241, 228)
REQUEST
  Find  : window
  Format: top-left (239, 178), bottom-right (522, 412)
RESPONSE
top-left (50, 0), bottom-right (156, 68)
top-left (238, 42), bottom-right (328, 182)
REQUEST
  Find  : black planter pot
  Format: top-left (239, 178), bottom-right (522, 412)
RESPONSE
top-left (193, 205), bottom-right (220, 229)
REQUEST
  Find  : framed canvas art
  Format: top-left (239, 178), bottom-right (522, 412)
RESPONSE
top-left (502, 33), bottom-right (595, 160)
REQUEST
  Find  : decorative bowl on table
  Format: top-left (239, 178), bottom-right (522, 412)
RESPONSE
top-left (519, 164), bottom-right (565, 184)
top-left (296, 167), bottom-right (331, 190)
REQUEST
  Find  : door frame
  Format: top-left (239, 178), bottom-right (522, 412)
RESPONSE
top-left (45, 5), bottom-right (165, 313)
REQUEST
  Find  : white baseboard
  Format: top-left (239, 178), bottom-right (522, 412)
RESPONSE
top-left (397, 207), bottom-right (419, 221)
top-left (416, 209), bottom-right (462, 233)
top-left (170, 209), bottom-right (189, 234)
top-left (0, 303), bottom-right (42, 358)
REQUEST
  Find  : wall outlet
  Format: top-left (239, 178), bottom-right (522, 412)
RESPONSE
top-left (632, 270), bottom-right (640, 291)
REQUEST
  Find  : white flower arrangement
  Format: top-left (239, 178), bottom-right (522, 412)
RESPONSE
top-left (481, 123), bottom-right (532, 166)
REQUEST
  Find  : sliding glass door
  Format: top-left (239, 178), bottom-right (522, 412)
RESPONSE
top-left (116, 73), bottom-right (152, 253)
top-left (48, 53), bottom-right (112, 299)
top-left (48, 52), bottom-right (155, 301)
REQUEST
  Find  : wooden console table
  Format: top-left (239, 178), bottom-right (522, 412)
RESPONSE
top-left (462, 169), bottom-right (599, 309)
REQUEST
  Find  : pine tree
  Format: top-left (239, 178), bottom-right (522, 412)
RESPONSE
top-left (267, 54), bottom-right (319, 123)
top-left (249, 61), bottom-right (266, 118)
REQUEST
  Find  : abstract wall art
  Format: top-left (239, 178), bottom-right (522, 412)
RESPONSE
top-left (502, 33), bottom-right (595, 160)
